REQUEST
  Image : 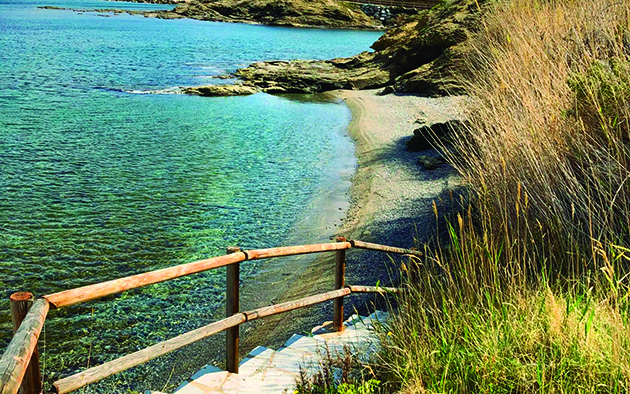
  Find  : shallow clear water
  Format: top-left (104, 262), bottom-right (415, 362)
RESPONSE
top-left (0, 0), bottom-right (381, 386)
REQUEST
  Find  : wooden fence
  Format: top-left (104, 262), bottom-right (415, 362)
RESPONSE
top-left (0, 237), bottom-right (421, 394)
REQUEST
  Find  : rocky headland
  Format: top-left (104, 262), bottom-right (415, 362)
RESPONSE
top-left (43, 0), bottom-right (428, 29)
top-left (187, 0), bottom-right (485, 97)
top-left (152, 0), bottom-right (386, 28)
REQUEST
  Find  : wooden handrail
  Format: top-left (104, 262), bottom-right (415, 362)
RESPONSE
top-left (348, 285), bottom-right (401, 294)
top-left (2, 239), bottom-right (418, 393)
top-left (53, 286), bottom-right (369, 393)
top-left (9, 293), bottom-right (42, 394)
top-left (351, 240), bottom-right (422, 257)
top-left (244, 242), bottom-right (351, 260)
top-left (244, 288), bottom-right (351, 321)
top-left (44, 242), bottom-right (355, 310)
top-left (53, 313), bottom-right (247, 394)
top-left (44, 252), bottom-right (247, 309)
top-left (0, 298), bottom-right (49, 394)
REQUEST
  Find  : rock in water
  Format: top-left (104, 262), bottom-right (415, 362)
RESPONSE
top-left (234, 52), bottom-right (391, 94)
top-left (183, 84), bottom-right (259, 97)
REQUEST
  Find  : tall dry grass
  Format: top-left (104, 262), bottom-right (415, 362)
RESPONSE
top-left (452, 0), bottom-right (630, 284)
top-left (379, 0), bottom-right (630, 392)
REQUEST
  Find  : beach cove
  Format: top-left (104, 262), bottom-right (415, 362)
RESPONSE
top-left (236, 90), bottom-right (467, 368)
top-left (1, 0), bottom-right (468, 391)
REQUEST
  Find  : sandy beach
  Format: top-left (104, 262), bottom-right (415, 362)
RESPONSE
top-left (332, 90), bottom-right (467, 244)
top-left (100, 89), bottom-right (471, 390)
top-left (238, 89), bottom-right (468, 353)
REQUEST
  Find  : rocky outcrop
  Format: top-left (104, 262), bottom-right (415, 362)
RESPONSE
top-left (105, 0), bottom-right (183, 3)
top-left (234, 52), bottom-right (392, 93)
top-left (149, 0), bottom-right (383, 29)
top-left (212, 0), bottom-right (487, 97)
top-left (45, 0), bottom-right (399, 28)
top-left (184, 84), bottom-right (260, 96)
top-left (372, 0), bottom-right (485, 95)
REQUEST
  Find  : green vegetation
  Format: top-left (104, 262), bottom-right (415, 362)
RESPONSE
top-left (378, 0), bottom-right (630, 392)
top-left (295, 345), bottom-right (382, 394)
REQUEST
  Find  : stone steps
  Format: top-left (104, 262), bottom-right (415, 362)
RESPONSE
top-left (167, 311), bottom-right (388, 394)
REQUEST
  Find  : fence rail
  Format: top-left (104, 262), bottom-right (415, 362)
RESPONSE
top-left (0, 237), bottom-right (421, 394)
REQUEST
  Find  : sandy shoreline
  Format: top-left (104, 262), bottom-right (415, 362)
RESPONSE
top-left (237, 90), bottom-right (468, 355)
top-left (331, 90), bottom-right (467, 245)
top-left (152, 90), bottom-right (469, 392)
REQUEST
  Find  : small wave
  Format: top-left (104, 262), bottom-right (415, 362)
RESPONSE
top-left (95, 86), bottom-right (184, 95)
top-left (125, 87), bottom-right (184, 95)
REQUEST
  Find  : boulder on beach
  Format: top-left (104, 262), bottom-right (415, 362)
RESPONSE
top-left (417, 155), bottom-right (447, 170)
top-left (406, 119), bottom-right (464, 152)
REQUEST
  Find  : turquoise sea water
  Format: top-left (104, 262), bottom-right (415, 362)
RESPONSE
top-left (0, 0), bottom-right (381, 388)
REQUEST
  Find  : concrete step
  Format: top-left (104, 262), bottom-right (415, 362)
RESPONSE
top-left (168, 311), bottom-right (389, 394)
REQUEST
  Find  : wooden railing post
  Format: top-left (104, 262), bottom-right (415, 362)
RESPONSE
top-left (225, 247), bottom-right (240, 374)
top-left (9, 292), bottom-right (42, 394)
top-left (333, 237), bottom-right (347, 332)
